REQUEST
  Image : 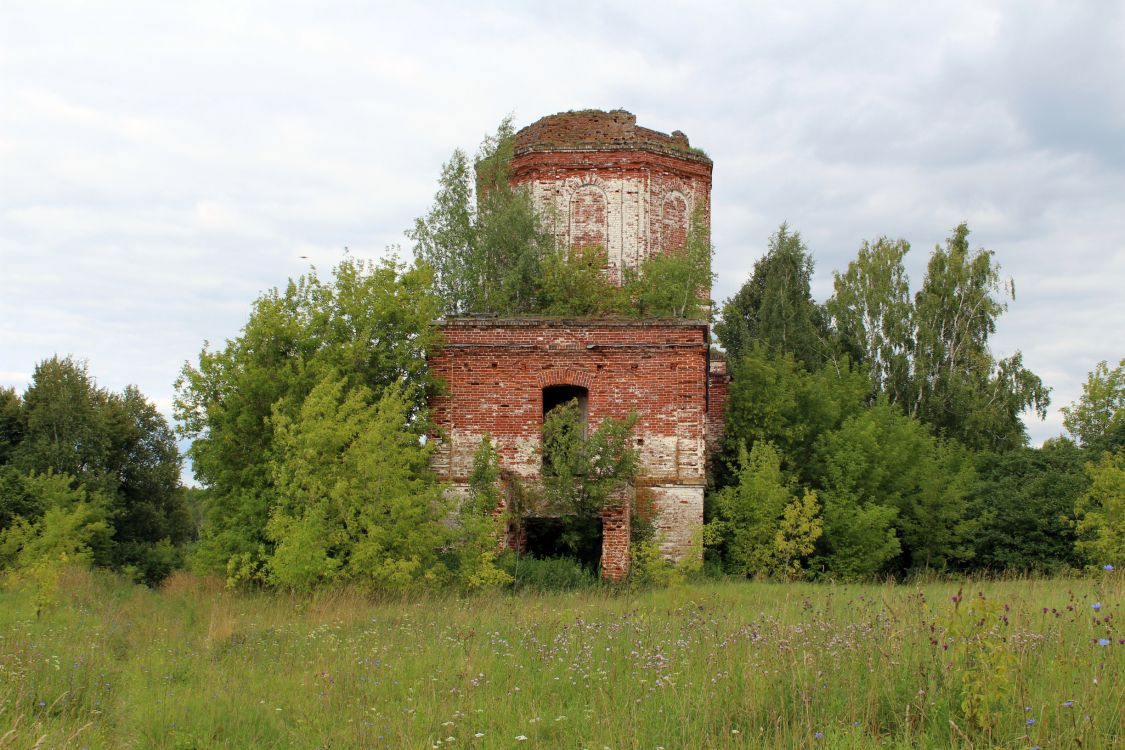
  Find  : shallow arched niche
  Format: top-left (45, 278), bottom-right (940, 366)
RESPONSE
top-left (660, 191), bottom-right (689, 254)
top-left (569, 184), bottom-right (609, 252)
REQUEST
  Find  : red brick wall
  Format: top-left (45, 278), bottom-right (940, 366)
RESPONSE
top-left (706, 358), bottom-right (731, 462)
top-left (429, 318), bottom-right (710, 572)
top-left (431, 319), bottom-right (709, 480)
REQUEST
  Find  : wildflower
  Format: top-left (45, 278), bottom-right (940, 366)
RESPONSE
top-left (815, 731), bottom-right (824, 740)
top-left (515, 736), bottom-right (528, 742)
top-left (1093, 602), bottom-right (1102, 611)
top-left (730, 729), bottom-right (740, 735)
top-left (473, 733), bottom-right (484, 738)
top-left (1097, 638), bottom-right (1111, 646)
top-left (1026, 718), bottom-right (1035, 725)
top-left (1063, 700), bottom-right (1074, 707)
top-left (1105, 564), bottom-right (1114, 572)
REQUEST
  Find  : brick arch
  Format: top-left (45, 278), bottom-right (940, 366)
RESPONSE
top-left (569, 184), bottom-right (609, 251)
top-left (536, 367), bottom-right (594, 389)
top-left (563, 172), bottom-right (609, 193)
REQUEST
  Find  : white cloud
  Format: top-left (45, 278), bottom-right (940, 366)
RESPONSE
top-left (1, 0), bottom-right (1122, 473)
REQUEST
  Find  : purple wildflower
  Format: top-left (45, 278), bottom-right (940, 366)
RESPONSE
top-left (1097, 638), bottom-right (1111, 646)
top-left (1093, 602), bottom-right (1102, 611)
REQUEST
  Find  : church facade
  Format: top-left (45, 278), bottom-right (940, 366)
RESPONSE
top-left (428, 110), bottom-right (727, 579)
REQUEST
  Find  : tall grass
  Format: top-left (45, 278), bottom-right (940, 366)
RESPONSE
top-left (1, 567), bottom-right (1121, 748)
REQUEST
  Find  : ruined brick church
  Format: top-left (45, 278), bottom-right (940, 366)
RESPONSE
top-left (428, 110), bottom-right (728, 579)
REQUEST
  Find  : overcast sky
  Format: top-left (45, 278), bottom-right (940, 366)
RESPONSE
top-left (2, 1), bottom-right (1123, 477)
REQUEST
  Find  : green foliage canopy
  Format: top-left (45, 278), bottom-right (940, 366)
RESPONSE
top-left (825, 224), bottom-right (1049, 451)
top-left (969, 440), bottom-right (1085, 572)
top-left (1061, 358), bottom-right (1125, 453)
top-left (715, 224), bottom-right (828, 367)
top-left (0, 357), bottom-right (188, 583)
top-left (1074, 449), bottom-right (1125, 567)
top-left (264, 375), bottom-right (450, 591)
top-left (174, 257), bottom-right (442, 579)
top-left (409, 118), bottom-right (553, 317)
top-left (708, 441), bottom-right (822, 579)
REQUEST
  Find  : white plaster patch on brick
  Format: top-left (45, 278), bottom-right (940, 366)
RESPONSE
top-left (512, 436), bottom-right (541, 478)
top-left (637, 434), bottom-right (680, 481)
top-left (649, 484), bottom-right (704, 561)
top-left (446, 428), bottom-right (484, 479)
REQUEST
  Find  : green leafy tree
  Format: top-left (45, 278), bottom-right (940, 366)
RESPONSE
top-left (812, 490), bottom-right (900, 580)
top-left (825, 225), bottom-right (1048, 451)
top-left (715, 223), bottom-right (829, 367)
top-left (826, 237), bottom-right (913, 403)
top-left (4, 357), bottom-right (188, 582)
top-left (969, 440), bottom-right (1085, 572)
top-left (1061, 358), bottom-right (1125, 453)
top-left (409, 117), bottom-right (554, 316)
top-left (718, 346), bottom-right (868, 489)
top-left (814, 401), bottom-right (976, 573)
top-left (773, 489), bottom-right (823, 578)
top-left (0, 471), bottom-right (114, 570)
top-left (625, 207), bottom-right (714, 319)
top-left (13, 357), bottom-right (112, 487)
top-left (907, 224), bottom-right (1048, 451)
top-left (263, 374), bottom-right (450, 591)
top-left (112, 386), bottom-right (192, 579)
top-left (709, 441), bottom-right (821, 578)
top-left (539, 244), bottom-right (629, 317)
top-left (456, 436), bottom-right (513, 589)
top-left (1073, 449), bottom-right (1125, 566)
top-left (539, 400), bottom-right (638, 519)
top-left (498, 401), bottom-right (640, 563)
top-left (0, 387), bottom-right (23, 466)
top-left (409, 149), bottom-right (474, 314)
top-left (174, 257), bottom-right (441, 577)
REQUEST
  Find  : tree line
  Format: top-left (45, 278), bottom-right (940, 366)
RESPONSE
top-left (0, 358), bottom-right (191, 584)
top-left (708, 224), bottom-right (1123, 578)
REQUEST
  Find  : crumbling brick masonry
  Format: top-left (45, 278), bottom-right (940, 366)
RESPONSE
top-left (429, 110), bottom-right (724, 580)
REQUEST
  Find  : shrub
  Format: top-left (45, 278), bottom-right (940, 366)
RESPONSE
top-left (495, 552), bottom-right (597, 592)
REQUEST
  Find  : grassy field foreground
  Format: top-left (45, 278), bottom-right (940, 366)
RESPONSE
top-left (0, 568), bottom-right (1122, 749)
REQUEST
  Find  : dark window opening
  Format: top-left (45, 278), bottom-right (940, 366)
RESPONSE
top-left (522, 516), bottom-right (603, 570)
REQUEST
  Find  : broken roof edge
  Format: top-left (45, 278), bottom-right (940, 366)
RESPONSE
top-left (512, 109), bottom-right (712, 166)
top-left (436, 316), bottom-right (710, 328)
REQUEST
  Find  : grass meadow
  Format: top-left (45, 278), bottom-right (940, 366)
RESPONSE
top-left (0, 567), bottom-right (1122, 749)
